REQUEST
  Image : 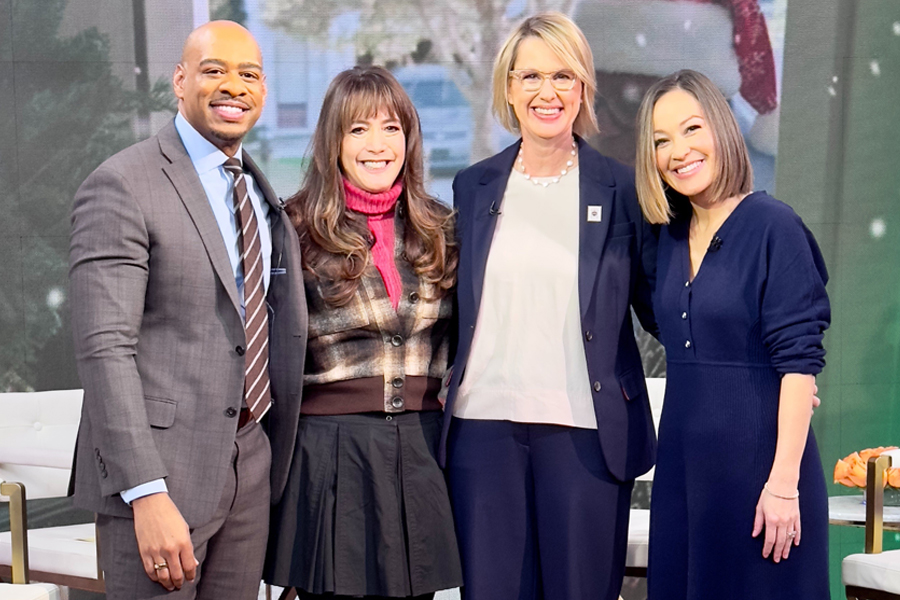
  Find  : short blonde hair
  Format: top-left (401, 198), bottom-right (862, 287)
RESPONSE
top-left (492, 12), bottom-right (598, 137)
top-left (635, 69), bottom-right (753, 224)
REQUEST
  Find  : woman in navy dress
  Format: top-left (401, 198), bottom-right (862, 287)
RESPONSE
top-left (634, 69), bottom-right (831, 599)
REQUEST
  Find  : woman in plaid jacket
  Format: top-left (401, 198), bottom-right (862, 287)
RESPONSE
top-left (264, 66), bottom-right (463, 600)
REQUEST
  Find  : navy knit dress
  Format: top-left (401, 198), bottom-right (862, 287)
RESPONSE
top-left (647, 192), bottom-right (831, 599)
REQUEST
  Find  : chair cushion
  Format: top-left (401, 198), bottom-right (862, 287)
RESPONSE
top-left (843, 550), bottom-right (900, 594)
top-left (0, 583), bottom-right (60, 600)
top-left (627, 508), bottom-right (650, 568)
top-left (0, 524), bottom-right (98, 580)
top-left (0, 390), bottom-right (83, 500)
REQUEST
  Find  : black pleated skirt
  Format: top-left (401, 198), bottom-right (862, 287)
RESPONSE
top-left (265, 411), bottom-right (462, 597)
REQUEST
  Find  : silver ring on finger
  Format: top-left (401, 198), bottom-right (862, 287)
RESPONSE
top-left (154, 561), bottom-right (169, 571)
top-left (787, 531), bottom-right (797, 539)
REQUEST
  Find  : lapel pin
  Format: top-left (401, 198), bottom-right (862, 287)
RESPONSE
top-left (587, 205), bottom-right (602, 223)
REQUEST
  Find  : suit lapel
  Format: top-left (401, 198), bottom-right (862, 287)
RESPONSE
top-left (157, 121), bottom-right (242, 315)
top-left (577, 138), bottom-right (615, 319)
top-left (244, 153), bottom-right (281, 211)
top-left (468, 142), bottom-right (519, 313)
top-left (244, 153), bottom-right (286, 271)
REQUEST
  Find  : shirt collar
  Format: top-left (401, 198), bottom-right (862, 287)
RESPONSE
top-left (174, 111), bottom-right (244, 175)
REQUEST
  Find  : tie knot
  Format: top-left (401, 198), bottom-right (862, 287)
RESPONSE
top-left (223, 157), bottom-right (243, 175)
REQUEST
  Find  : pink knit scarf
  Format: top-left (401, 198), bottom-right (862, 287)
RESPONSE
top-left (343, 178), bottom-right (404, 309)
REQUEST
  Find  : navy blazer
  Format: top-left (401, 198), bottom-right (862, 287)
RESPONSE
top-left (439, 138), bottom-right (659, 482)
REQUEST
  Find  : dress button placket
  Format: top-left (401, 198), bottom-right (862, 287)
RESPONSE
top-left (682, 279), bottom-right (694, 356)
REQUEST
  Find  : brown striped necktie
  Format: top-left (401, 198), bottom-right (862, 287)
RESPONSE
top-left (223, 158), bottom-right (271, 423)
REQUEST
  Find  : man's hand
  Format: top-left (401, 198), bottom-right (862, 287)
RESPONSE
top-left (132, 493), bottom-right (198, 591)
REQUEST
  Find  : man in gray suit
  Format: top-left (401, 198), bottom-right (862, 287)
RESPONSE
top-left (69, 21), bottom-right (306, 599)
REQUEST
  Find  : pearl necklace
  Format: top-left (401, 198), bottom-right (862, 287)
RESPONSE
top-left (516, 140), bottom-right (577, 188)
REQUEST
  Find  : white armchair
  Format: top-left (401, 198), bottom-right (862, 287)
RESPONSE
top-left (843, 454), bottom-right (900, 600)
top-left (0, 390), bottom-right (103, 595)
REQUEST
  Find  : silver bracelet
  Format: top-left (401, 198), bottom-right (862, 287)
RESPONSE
top-left (764, 482), bottom-right (800, 500)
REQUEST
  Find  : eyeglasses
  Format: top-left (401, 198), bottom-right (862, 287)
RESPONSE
top-left (508, 69), bottom-right (578, 92)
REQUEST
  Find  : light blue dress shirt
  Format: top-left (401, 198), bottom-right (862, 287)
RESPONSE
top-left (121, 113), bottom-right (274, 506)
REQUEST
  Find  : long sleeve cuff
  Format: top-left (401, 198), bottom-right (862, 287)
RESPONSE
top-left (120, 478), bottom-right (168, 506)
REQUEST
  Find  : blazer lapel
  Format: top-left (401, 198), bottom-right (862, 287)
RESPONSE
top-left (244, 153), bottom-right (281, 212)
top-left (243, 153), bottom-right (286, 270)
top-left (577, 138), bottom-right (615, 319)
top-left (157, 121), bottom-right (242, 315)
top-left (468, 142), bottom-right (519, 313)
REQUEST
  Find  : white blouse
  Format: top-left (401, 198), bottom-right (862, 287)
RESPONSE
top-left (453, 166), bottom-right (597, 429)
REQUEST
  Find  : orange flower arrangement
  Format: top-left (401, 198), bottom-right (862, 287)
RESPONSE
top-left (834, 447), bottom-right (900, 488)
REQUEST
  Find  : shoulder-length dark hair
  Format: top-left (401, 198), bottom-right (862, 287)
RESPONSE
top-left (635, 69), bottom-right (753, 224)
top-left (286, 65), bottom-right (458, 306)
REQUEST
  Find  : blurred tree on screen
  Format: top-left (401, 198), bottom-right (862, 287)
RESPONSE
top-left (211, 0), bottom-right (248, 25)
top-left (261, 0), bottom-right (579, 162)
top-left (0, 0), bottom-right (171, 390)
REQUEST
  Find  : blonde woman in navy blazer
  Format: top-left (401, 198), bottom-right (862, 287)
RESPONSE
top-left (439, 12), bottom-right (658, 600)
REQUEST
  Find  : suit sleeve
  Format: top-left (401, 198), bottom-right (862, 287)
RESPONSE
top-left (621, 171), bottom-right (659, 338)
top-left (69, 165), bottom-right (168, 498)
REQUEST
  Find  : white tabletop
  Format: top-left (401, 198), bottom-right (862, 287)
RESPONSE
top-left (829, 495), bottom-right (900, 530)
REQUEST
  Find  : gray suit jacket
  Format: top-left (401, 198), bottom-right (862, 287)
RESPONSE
top-left (69, 120), bottom-right (307, 526)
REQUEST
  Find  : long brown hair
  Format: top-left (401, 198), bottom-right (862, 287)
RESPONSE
top-left (286, 65), bottom-right (458, 306)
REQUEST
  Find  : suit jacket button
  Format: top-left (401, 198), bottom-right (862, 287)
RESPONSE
top-left (101, 471), bottom-right (108, 479)
top-left (585, 330), bottom-right (593, 341)
top-left (225, 407), bottom-right (238, 418)
top-left (593, 381), bottom-right (602, 392)
top-left (235, 345), bottom-right (246, 356)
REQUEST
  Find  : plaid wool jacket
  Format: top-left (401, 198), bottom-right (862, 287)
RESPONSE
top-left (302, 221), bottom-right (454, 414)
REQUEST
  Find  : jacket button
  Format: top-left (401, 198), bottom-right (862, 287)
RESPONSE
top-left (391, 334), bottom-right (404, 347)
top-left (409, 292), bottom-right (420, 303)
top-left (101, 470), bottom-right (108, 479)
top-left (391, 396), bottom-right (405, 409)
top-left (585, 330), bottom-right (593, 341)
top-left (681, 312), bottom-right (687, 320)
top-left (593, 381), bottom-right (602, 392)
top-left (685, 340), bottom-right (692, 349)
top-left (392, 377), bottom-right (404, 388)
top-left (225, 407), bottom-right (238, 418)
top-left (235, 345), bottom-right (245, 356)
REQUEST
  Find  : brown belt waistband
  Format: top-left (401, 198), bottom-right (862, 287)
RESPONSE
top-left (300, 376), bottom-right (443, 415)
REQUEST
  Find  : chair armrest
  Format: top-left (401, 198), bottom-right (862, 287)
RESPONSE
top-left (0, 480), bottom-right (30, 583)
top-left (866, 455), bottom-right (892, 554)
top-left (0, 446), bottom-right (73, 471)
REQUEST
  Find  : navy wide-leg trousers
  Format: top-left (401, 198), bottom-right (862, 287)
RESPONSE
top-left (445, 418), bottom-right (633, 600)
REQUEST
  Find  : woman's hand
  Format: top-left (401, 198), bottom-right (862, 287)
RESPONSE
top-left (752, 485), bottom-right (801, 562)
top-left (755, 373), bottom-right (813, 562)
